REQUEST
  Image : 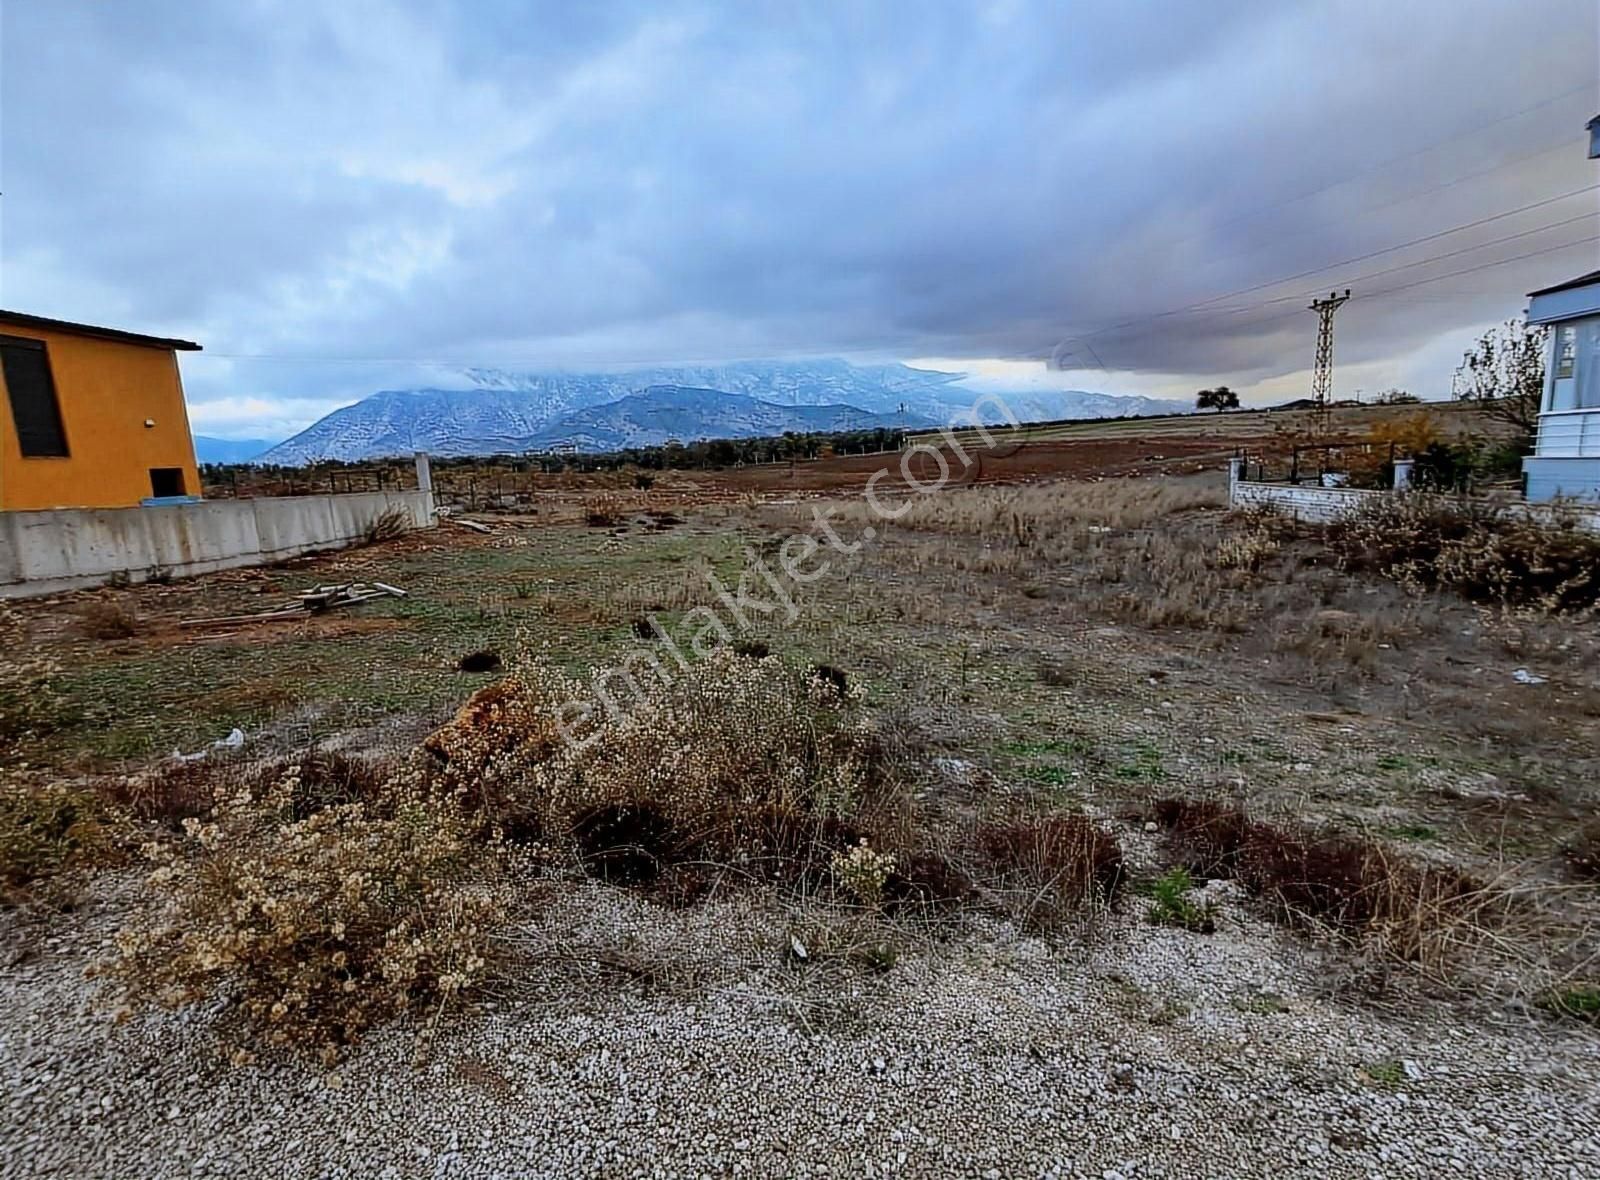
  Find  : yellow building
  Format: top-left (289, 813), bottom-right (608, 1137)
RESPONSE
top-left (0, 310), bottom-right (202, 511)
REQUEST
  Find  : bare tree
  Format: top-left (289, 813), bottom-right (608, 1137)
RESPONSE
top-left (1452, 318), bottom-right (1547, 443)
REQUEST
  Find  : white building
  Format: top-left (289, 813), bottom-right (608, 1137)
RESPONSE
top-left (1524, 270), bottom-right (1600, 501)
top-left (1521, 117), bottom-right (1600, 502)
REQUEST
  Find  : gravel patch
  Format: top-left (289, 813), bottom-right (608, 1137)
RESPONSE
top-left (3, 883), bottom-right (1598, 1179)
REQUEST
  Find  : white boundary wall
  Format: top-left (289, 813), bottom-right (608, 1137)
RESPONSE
top-left (0, 489), bottom-right (435, 599)
top-left (1227, 458), bottom-right (1600, 532)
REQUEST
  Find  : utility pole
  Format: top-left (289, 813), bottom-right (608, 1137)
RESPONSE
top-left (1309, 289), bottom-right (1351, 435)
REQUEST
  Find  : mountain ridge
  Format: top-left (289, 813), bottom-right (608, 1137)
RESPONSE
top-left (256, 360), bottom-right (1187, 463)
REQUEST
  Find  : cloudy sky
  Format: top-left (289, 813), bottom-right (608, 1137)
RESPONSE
top-left (2, 0), bottom-right (1598, 439)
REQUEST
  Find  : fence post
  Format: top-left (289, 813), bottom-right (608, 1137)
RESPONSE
top-left (1228, 454), bottom-right (1243, 506)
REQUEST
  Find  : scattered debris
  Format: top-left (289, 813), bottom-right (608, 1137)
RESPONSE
top-left (179, 582), bottom-right (407, 629)
top-left (171, 727), bottom-right (245, 763)
top-left (447, 518), bottom-right (495, 534)
top-left (1512, 668), bottom-right (1547, 685)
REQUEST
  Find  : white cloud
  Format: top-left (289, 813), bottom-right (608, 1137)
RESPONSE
top-left (2, 0), bottom-right (1595, 433)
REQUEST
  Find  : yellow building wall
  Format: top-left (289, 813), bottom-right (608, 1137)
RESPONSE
top-left (0, 324), bottom-right (200, 511)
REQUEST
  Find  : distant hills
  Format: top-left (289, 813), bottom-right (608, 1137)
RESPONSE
top-left (193, 435), bottom-right (272, 464)
top-left (254, 360), bottom-right (1188, 464)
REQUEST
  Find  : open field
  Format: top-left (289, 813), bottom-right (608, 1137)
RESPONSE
top-left (4, 458), bottom-right (1599, 1178)
top-left (908, 398), bottom-right (1505, 449)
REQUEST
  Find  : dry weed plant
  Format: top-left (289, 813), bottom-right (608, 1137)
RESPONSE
top-left (831, 839), bottom-right (896, 907)
top-left (424, 650), bottom-right (911, 880)
top-left (0, 778), bottom-right (121, 905)
top-left (0, 609), bottom-right (62, 752)
top-left (973, 811), bottom-right (1125, 933)
top-left (103, 765), bottom-right (505, 1062)
top-left (77, 599), bottom-right (141, 640)
top-left (1151, 797), bottom-right (1595, 1004)
top-left (362, 505), bottom-right (411, 545)
top-left (1326, 495), bottom-right (1600, 614)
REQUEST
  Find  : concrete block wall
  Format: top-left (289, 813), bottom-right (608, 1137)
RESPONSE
top-left (1227, 460), bottom-right (1600, 533)
top-left (0, 489), bottom-right (434, 599)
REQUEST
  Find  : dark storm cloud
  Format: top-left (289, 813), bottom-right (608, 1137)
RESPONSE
top-left (1, 0), bottom-right (1596, 431)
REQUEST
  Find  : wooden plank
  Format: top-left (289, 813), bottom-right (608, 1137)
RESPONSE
top-left (179, 606), bottom-right (310, 628)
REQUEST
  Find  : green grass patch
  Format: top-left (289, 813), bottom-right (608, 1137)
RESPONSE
top-left (1141, 867), bottom-right (1215, 933)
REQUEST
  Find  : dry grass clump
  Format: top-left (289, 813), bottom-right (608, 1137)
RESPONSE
top-left (361, 505), bottom-right (411, 545)
top-left (77, 599), bottom-right (141, 640)
top-left (882, 478), bottom-right (1224, 536)
top-left (0, 779), bottom-right (120, 904)
top-left (1564, 819), bottom-right (1600, 882)
top-left (974, 810), bottom-right (1125, 932)
top-left (1325, 495), bottom-right (1600, 613)
top-left (103, 767), bottom-right (503, 1062)
top-left (0, 651), bottom-right (61, 750)
top-left (105, 760), bottom-right (220, 829)
top-left (584, 492), bottom-right (627, 528)
top-left (425, 651), bottom-right (917, 890)
top-left (1151, 797), bottom-right (1507, 972)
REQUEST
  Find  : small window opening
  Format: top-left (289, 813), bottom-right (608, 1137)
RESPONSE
top-left (0, 334), bottom-right (69, 457)
top-left (149, 468), bottom-right (186, 497)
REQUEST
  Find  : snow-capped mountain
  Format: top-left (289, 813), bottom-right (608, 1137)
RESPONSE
top-left (527, 387), bottom-right (935, 452)
top-left (255, 359), bottom-right (1186, 463)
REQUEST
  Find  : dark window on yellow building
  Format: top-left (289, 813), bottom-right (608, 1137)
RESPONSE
top-left (149, 468), bottom-right (187, 497)
top-left (0, 334), bottom-right (69, 457)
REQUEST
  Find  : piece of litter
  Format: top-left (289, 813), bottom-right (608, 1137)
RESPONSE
top-left (1512, 669), bottom-right (1546, 685)
top-left (171, 727), bottom-right (246, 763)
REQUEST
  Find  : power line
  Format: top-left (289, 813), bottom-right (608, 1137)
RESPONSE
top-left (1186, 189), bottom-right (1600, 310)
top-left (1212, 209), bottom-right (1598, 310)
top-left (1042, 233), bottom-right (1600, 370)
top-left (1058, 185), bottom-right (1598, 347)
top-left (1161, 82), bottom-right (1597, 257)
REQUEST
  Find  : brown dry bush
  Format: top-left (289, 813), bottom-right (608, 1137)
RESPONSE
top-left (878, 479), bottom-right (1225, 536)
top-left (424, 651), bottom-right (919, 891)
top-left (974, 810), bottom-right (1125, 932)
top-left (105, 760), bottom-right (220, 829)
top-left (1325, 495), bottom-right (1600, 613)
top-left (361, 505), bottom-right (411, 545)
top-left (1565, 819), bottom-right (1600, 882)
top-left (77, 600), bottom-right (140, 640)
top-left (0, 779), bottom-right (121, 904)
top-left (1152, 798), bottom-right (1508, 973)
top-left (103, 768), bottom-right (502, 1062)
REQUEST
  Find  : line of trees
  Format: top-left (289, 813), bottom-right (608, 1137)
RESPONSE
top-left (203, 425), bottom-right (915, 484)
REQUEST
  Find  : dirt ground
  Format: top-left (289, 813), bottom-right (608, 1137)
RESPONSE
top-left (3, 459), bottom-right (1598, 1177)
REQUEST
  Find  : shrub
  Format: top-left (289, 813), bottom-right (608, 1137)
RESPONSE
top-left (106, 760), bottom-right (220, 829)
top-left (0, 780), bottom-right (118, 903)
top-left (1145, 867), bottom-right (1215, 933)
top-left (1324, 496), bottom-right (1600, 613)
top-left (362, 505), bottom-right (411, 545)
top-left (1151, 798), bottom-right (1493, 969)
top-left (78, 600), bottom-right (140, 640)
top-left (584, 493), bottom-right (625, 528)
top-left (831, 839), bottom-right (896, 907)
top-left (423, 651), bottom-right (914, 888)
top-left (1214, 525), bottom-right (1280, 572)
top-left (975, 810), bottom-right (1124, 931)
top-left (0, 648), bottom-right (62, 750)
top-left (103, 770), bottom-right (502, 1061)
top-left (1564, 819), bottom-right (1600, 882)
